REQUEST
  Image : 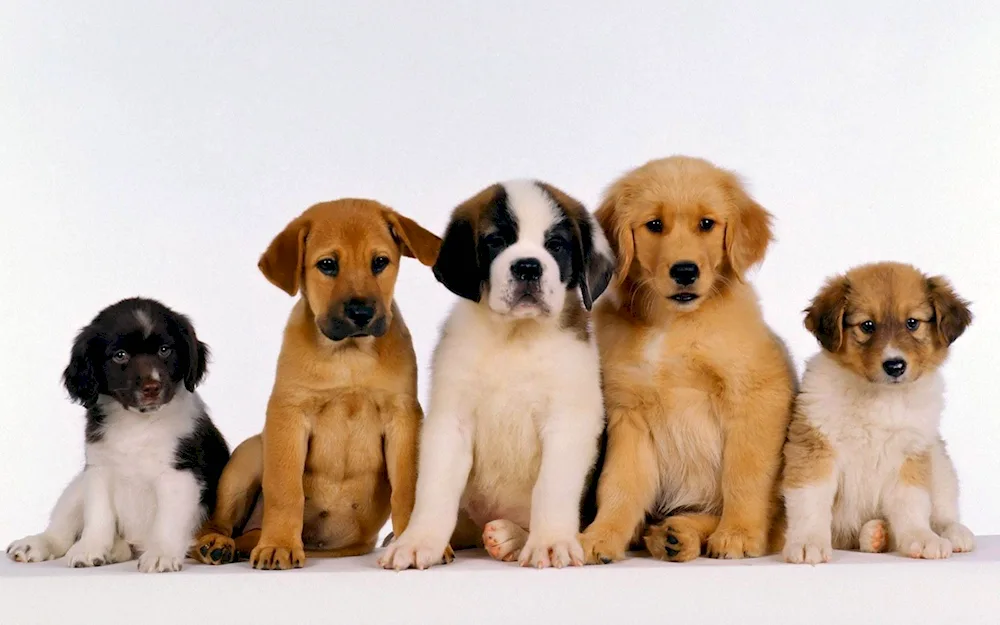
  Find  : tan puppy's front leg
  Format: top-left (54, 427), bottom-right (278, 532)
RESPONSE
top-left (580, 408), bottom-right (659, 564)
top-left (251, 399), bottom-right (309, 571)
top-left (193, 435), bottom-right (263, 565)
top-left (708, 390), bottom-right (789, 559)
top-left (384, 398), bottom-right (420, 538)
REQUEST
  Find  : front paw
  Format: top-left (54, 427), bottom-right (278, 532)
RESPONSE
top-left (250, 542), bottom-right (306, 570)
top-left (137, 551), bottom-right (183, 573)
top-left (518, 533), bottom-right (584, 569)
top-left (897, 532), bottom-right (952, 560)
top-left (782, 538), bottom-right (832, 564)
top-left (377, 532), bottom-right (451, 571)
top-left (940, 523), bottom-right (975, 553)
top-left (707, 525), bottom-right (765, 559)
top-left (7, 534), bottom-right (64, 563)
top-left (65, 540), bottom-right (113, 568)
top-left (579, 529), bottom-right (626, 565)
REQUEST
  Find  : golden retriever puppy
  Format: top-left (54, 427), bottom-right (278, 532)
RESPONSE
top-left (782, 262), bottom-right (974, 563)
top-left (580, 156), bottom-right (795, 563)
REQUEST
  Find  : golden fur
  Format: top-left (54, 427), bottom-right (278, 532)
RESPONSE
top-left (191, 199), bottom-right (440, 570)
top-left (579, 156), bottom-right (795, 563)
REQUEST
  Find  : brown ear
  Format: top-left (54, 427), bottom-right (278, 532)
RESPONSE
top-left (258, 215), bottom-right (309, 296)
top-left (927, 276), bottom-right (972, 346)
top-left (804, 275), bottom-right (850, 352)
top-left (722, 172), bottom-right (773, 279)
top-left (594, 182), bottom-right (634, 288)
top-left (384, 210), bottom-right (441, 267)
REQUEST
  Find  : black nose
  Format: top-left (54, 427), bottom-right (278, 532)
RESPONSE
top-left (343, 299), bottom-right (376, 328)
top-left (511, 258), bottom-right (543, 281)
top-left (669, 262), bottom-right (700, 286)
top-left (882, 359), bottom-right (907, 378)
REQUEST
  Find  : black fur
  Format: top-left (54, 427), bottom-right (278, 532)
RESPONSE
top-left (174, 412), bottom-right (230, 513)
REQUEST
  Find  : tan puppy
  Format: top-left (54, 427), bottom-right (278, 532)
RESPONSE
top-left (580, 156), bottom-right (795, 563)
top-left (783, 262), bottom-right (974, 563)
top-left (192, 199), bottom-right (440, 570)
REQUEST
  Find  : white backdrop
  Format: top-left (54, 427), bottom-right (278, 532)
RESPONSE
top-left (2, 1), bottom-right (998, 542)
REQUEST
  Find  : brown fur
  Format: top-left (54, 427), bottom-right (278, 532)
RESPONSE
top-left (192, 199), bottom-right (440, 570)
top-left (900, 452), bottom-right (932, 488)
top-left (804, 262), bottom-right (972, 383)
top-left (782, 409), bottom-right (835, 490)
top-left (579, 156), bottom-right (795, 563)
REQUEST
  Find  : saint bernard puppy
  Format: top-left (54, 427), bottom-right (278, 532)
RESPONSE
top-left (379, 180), bottom-right (614, 570)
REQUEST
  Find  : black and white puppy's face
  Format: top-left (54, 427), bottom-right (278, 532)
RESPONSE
top-left (63, 298), bottom-right (208, 413)
top-left (433, 180), bottom-right (614, 318)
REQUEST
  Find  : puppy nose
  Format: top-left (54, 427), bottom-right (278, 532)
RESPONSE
top-left (669, 262), bottom-right (700, 286)
top-left (882, 359), bottom-right (907, 378)
top-left (344, 299), bottom-right (376, 328)
top-left (141, 379), bottom-right (161, 397)
top-left (511, 258), bottom-right (543, 281)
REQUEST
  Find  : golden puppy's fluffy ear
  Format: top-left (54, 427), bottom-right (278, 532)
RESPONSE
top-left (722, 173), bottom-right (773, 279)
top-left (384, 210), bottom-right (442, 267)
top-left (259, 215), bottom-right (310, 296)
top-left (595, 181), bottom-right (634, 287)
top-left (805, 275), bottom-right (850, 352)
top-left (927, 276), bottom-right (972, 346)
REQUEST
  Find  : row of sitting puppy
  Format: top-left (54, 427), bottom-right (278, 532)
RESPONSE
top-left (6, 155), bottom-right (974, 573)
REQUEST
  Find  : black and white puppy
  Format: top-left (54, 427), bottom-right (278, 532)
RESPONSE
top-left (6, 298), bottom-right (229, 572)
top-left (380, 180), bottom-right (614, 570)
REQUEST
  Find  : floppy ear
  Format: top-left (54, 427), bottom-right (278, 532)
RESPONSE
top-left (573, 214), bottom-right (615, 311)
top-left (62, 327), bottom-right (99, 407)
top-left (258, 215), bottom-right (310, 296)
top-left (594, 184), bottom-right (634, 288)
top-left (721, 173), bottom-right (773, 280)
top-left (432, 213), bottom-right (482, 302)
top-left (804, 275), bottom-right (850, 352)
top-left (174, 313), bottom-right (209, 391)
top-left (383, 210), bottom-right (442, 267)
top-left (926, 276), bottom-right (972, 346)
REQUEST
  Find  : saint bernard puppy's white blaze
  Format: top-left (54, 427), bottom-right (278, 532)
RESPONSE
top-left (379, 180), bottom-right (614, 570)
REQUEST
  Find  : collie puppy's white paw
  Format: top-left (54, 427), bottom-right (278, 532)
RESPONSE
top-left (783, 539), bottom-right (832, 565)
top-left (940, 524), bottom-right (975, 553)
top-left (518, 533), bottom-right (584, 569)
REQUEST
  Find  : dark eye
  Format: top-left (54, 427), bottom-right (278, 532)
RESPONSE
top-left (860, 320), bottom-right (876, 335)
top-left (906, 318), bottom-right (920, 331)
top-left (158, 345), bottom-right (172, 357)
top-left (316, 258), bottom-right (339, 277)
top-left (372, 256), bottom-right (390, 275)
top-left (645, 219), bottom-right (663, 234)
top-left (111, 350), bottom-right (130, 364)
top-left (545, 238), bottom-right (568, 253)
top-left (699, 218), bottom-right (716, 232)
top-left (484, 233), bottom-right (505, 248)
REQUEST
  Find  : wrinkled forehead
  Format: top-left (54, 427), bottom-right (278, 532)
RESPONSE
top-left (304, 215), bottom-right (396, 261)
top-left (846, 266), bottom-right (932, 319)
top-left (632, 175), bottom-right (731, 216)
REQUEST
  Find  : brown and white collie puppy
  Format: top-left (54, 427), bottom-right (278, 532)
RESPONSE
top-left (782, 262), bottom-right (974, 563)
top-left (580, 155), bottom-right (795, 563)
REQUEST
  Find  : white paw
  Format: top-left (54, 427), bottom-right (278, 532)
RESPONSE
top-left (517, 533), bottom-right (584, 569)
top-left (6, 534), bottom-right (65, 563)
top-left (65, 540), bottom-right (113, 568)
top-left (377, 532), bottom-right (451, 571)
top-left (482, 519), bottom-right (528, 562)
top-left (137, 552), bottom-right (183, 573)
top-left (783, 539), bottom-right (832, 564)
top-left (898, 532), bottom-right (952, 559)
top-left (940, 524), bottom-right (975, 553)
top-left (859, 519), bottom-right (889, 553)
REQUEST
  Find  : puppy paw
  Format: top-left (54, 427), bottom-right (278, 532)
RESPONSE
top-left (940, 523), bottom-right (975, 553)
top-left (377, 533), bottom-right (451, 571)
top-left (65, 540), bottom-right (113, 568)
top-left (193, 533), bottom-right (235, 565)
top-left (859, 519), bottom-right (888, 553)
top-left (707, 526), bottom-right (765, 559)
top-left (6, 534), bottom-right (66, 563)
top-left (897, 532), bottom-right (952, 560)
top-left (782, 538), bottom-right (832, 564)
top-left (518, 532), bottom-right (584, 569)
top-left (644, 518), bottom-right (702, 563)
top-left (250, 542), bottom-right (306, 570)
top-left (482, 520), bottom-right (528, 562)
top-left (137, 552), bottom-right (183, 573)
top-left (579, 529), bottom-right (626, 565)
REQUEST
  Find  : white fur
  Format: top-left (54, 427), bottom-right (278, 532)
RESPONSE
top-left (782, 352), bottom-right (974, 563)
top-left (380, 185), bottom-right (607, 570)
top-left (134, 309), bottom-right (154, 337)
top-left (7, 389), bottom-right (206, 572)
